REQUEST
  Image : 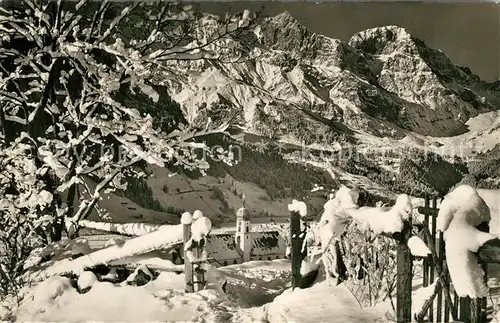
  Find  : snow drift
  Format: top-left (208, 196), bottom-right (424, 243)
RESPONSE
top-left (14, 260), bottom-right (291, 322)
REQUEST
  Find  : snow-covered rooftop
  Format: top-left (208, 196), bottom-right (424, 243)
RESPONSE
top-left (250, 232), bottom-right (287, 257)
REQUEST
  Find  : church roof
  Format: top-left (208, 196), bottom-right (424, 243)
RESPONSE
top-left (250, 231), bottom-right (286, 256)
top-left (205, 234), bottom-right (241, 260)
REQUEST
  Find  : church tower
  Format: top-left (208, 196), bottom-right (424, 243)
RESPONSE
top-left (235, 196), bottom-right (251, 262)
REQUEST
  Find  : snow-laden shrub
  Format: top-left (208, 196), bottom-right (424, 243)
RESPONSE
top-left (0, 138), bottom-right (56, 297)
top-left (350, 194), bottom-right (412, 234)
top-left (315, 186), bottom-right (398, 308)
top-left (340, 224), bottom-right (398, 308)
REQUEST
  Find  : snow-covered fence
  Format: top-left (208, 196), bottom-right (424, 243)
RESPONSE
top-left (414, 197), bottom-right (455, 322)
top-left (304, 184), bottom-right (493, 323)
top-left (25, 224), bottom-right (185, 282)
top-left (79, 220), bottom-right (165, 237)
top-left (339, 192), bottom-right (487, 323)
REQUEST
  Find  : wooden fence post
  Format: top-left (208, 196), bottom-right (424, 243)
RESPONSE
top-left (183, 222), bottom-right (194, 293)
top-left (459, 297), bottom-right (471, 322)
top-left (468, 267), bottom-right (488, 323)
top-left (479, 262), bottom-right (488, 323)
top-left (470, 297), bottom-right (482, 323)
top-left (290, 210), bottom-right (303, 290)
top-left (434, 198), bottom-right (443, 322)
top-left (396, 218), bottom-right (413, 323)
top-left (193, 242), bottom-right (206, 292)
top-left (429, 197), bottom-right (437, 322)
top-left (439, 230), bottom-right (449, 322)
top-left (183, 213), bottom-right (207, 293)
top-left (469, 221), bottom-right (490, 323)
top-left (423, 196), bottom-right (430, 291)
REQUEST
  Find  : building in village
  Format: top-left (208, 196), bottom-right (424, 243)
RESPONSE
top-left (80, 206), bottom-right (287, 267)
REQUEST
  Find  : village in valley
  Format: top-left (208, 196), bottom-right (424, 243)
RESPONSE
top-left (1, 0), bottom-right (500, 322)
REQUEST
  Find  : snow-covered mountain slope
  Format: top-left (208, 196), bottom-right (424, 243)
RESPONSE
top-left (163, 12), bottom-right (500, 145)
top-left (100, 11), bottom-right (500, 226)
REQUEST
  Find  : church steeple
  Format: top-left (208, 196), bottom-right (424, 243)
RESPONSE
top-left (235, 196), bottom-right (251, 262)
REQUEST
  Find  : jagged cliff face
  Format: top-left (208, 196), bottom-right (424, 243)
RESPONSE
top-left (163, 12), bottom-right (500, 143)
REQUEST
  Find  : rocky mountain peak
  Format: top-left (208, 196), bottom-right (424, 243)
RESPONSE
top-left (269, 10), bottom-right (297, 24)
top-left (350, 25), bottom-right (482, 86)
top-left (349, 25), bottom-right (416, 56)
top-left (260, 12), bottom-right (372, 80)
top-left (260, 11), bottom-right (321, 52)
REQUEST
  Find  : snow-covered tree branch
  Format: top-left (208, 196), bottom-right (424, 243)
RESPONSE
top-left (0, 0), bottom-right (259, 294)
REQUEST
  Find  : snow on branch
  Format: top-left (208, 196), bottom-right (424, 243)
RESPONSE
top-left (437, 185), bottom-right (497, 298)
top-left (0, 0), bottom-right (258, 248)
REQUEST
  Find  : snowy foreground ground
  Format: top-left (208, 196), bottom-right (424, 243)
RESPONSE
top-left (5, 259), bottom-right (500, 322)
top-left (1, 259), bottom-right (389, 322)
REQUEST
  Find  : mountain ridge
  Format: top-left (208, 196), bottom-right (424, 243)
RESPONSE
top-left (165, 12), bottom-right (500, 144)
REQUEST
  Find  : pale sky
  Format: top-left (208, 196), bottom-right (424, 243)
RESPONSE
top-left (200, 2), bottom-right (500, 82)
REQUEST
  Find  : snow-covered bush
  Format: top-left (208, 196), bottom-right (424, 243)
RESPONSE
top-left (315, 186), bottom-right (398, 307)
top-left (341, 224), bottom-right (398, 308)
top-left (0, 0), bottom-right (258, 298)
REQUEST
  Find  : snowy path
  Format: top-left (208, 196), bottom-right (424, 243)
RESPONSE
top-left (266, 282), bottom-right (391, 323)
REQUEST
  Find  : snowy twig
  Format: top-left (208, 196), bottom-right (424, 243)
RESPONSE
top-left (68, 156), bottom-right (142, 226)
